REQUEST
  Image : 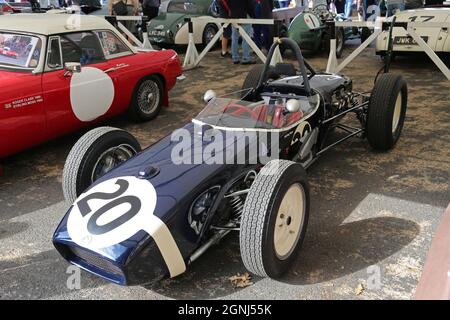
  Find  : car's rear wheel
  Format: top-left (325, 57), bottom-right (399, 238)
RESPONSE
top-left (62, 127), bottom-right (141, 203)
top-left (240, 160), bottom-right (310, 278)
top-left (324, 28), bottom-right (345, 58)
top-left (129, 75), bottom-right (163, 122)
top-left (367, 73), bottom-right (408, 151)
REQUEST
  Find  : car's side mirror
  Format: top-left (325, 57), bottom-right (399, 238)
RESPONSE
top-left (203, 90), bottom-right (217, 103)
top-left (286, 99), bottom-right (301, 113)
top-left (64, 62), bottom-right (81, 74)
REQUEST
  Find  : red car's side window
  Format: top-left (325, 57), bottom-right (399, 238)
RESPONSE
top-left (95, 31), bottom-right (132, 60)
top-left (60, 32), bottom-right (106, 66)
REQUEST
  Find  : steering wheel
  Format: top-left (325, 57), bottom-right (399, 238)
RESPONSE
top-left (222, 104), bottom-right (253, 118)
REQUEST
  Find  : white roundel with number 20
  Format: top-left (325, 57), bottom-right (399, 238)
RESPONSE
top-left (67, 176), bottom-right (186, 277)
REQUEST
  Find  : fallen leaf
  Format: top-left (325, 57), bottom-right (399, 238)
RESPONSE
top-left (229, 272), bottom-right (253, 288)
top-left (355, 283), bottom-right (365, 295)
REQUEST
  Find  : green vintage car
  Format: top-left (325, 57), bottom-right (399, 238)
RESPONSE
top-left (148, 0), bottom-right (220, 46)
top-left (288, 4), bottom-right (362, 58)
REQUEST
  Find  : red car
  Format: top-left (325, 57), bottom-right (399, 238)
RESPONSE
top-left (0, 0), bottom-right (14, 13)
top-left (0, 14), bottom-right (183, 158)
top-left (0, 46), bottom-right (19, 58)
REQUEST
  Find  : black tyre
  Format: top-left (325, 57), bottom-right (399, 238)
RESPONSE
top-left (240, 160), bottom-right (310, 278)
top-left (360, 27), bottom-right (371, 43)
top-left (324, 28), bottom-right (345, 58)
top-left (202, 23), bottom-right (218, 46)
top-left (129, 75), bottom-right (163, 122)
top-left (367, 73), bottom-right (408, 151)
top-left (62, 127), bottom-right (141, 203)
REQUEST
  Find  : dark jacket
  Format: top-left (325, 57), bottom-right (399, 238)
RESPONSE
top-left (254, 0), bottom-right (273, 19)
top-left (223, 0), bottom-right (254, 19)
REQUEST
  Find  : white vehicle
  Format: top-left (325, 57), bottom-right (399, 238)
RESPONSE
top-left (376, 8), bottom-right (450, 55)
top-left (148, 0), bottom-right (220, 46)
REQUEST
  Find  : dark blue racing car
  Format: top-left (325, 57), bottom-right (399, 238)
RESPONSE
top-left (53, 39), bottom-right (408, 285)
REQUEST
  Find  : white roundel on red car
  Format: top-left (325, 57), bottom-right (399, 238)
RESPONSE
top-left (70, 67), bottom-right (115, 122)
top-left (67, 176), bottom-right (186, 277)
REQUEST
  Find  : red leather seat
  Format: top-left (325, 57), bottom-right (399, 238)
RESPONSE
top-left (251, 104), bottom-right (303, 128)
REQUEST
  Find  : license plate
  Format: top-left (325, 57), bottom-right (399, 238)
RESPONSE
top-left (393, 36), bottom-right (428, 45)
top-left (149, 30), bottom-right (165, 37)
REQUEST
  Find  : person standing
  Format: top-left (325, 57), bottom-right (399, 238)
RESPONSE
top-left (253, 0), bottom-right (273, 53)
top-left (228, 0), bottom-right (256, 65)
top-left (109, 0), bottom-right (140, 35)
top-left (344, 0), bottom-right (352, 18)
top-left (142, 0), bottom-right (160, 20)
top-left (216, 0), bottom-right (232, 58)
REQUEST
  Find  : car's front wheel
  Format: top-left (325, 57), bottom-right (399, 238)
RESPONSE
top-left (367, 73), bottom-right (408, 151)
top-left (129, 75), bottom-right (163, 122)
top-left (240, 160), bottom-right (310, 278)
top-left (202, 24), bottom-right (218, 47)
top-left (62, 127), bottom-right (141, 203)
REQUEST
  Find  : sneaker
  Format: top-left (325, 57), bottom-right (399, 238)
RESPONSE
top-left (242, 60), bottom-right (256, 65)
top-left (233, 60), bottom-right (240, 64)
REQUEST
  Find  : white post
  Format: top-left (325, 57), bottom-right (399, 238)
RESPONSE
top-left (183, 19), bottom-right (200, 70)
top-left (326, 39), bottom-right (337, 73)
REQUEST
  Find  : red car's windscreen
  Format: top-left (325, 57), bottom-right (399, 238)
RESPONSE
top-left (0, 33), bottom-right (41, 69)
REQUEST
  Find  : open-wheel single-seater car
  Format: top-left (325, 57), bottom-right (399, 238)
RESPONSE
top-left (0, 14), bottom-right (182, 158)
top-left (53, 38), bottom-right (408, 285)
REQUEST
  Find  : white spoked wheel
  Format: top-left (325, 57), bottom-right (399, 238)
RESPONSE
top-left (274, 183), bottom-right (306, 260)
top-left (129, 75), bottom-right (163, 122)
top-left (240, 160), bottom-right (310, 278)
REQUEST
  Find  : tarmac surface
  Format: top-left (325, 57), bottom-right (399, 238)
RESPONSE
top-left (0, 42), bottom-right (449, 299)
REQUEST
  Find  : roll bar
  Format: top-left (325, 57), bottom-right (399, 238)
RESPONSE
top-left (257, 38), bottom-right (315, 96)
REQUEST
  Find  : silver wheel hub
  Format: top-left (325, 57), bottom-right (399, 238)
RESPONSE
top-left (91, 144), bottom-right (137, 182)
top-left (138, 80), bottom-right (160, 115)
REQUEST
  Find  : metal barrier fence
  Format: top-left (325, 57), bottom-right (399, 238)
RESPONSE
top-left (326, 19), bottom-right (450, 80)
top-left (183, 17), bottom-right (284, 70)
top-left (105, 15), bottom-right (153, 50)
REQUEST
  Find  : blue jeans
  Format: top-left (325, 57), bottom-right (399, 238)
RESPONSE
top-left (232, 24), bottom-right (253, 63)
top-left (344, 0), bottom-right (352, 18)
top-left (386, 3), bottom-right (405, 17)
